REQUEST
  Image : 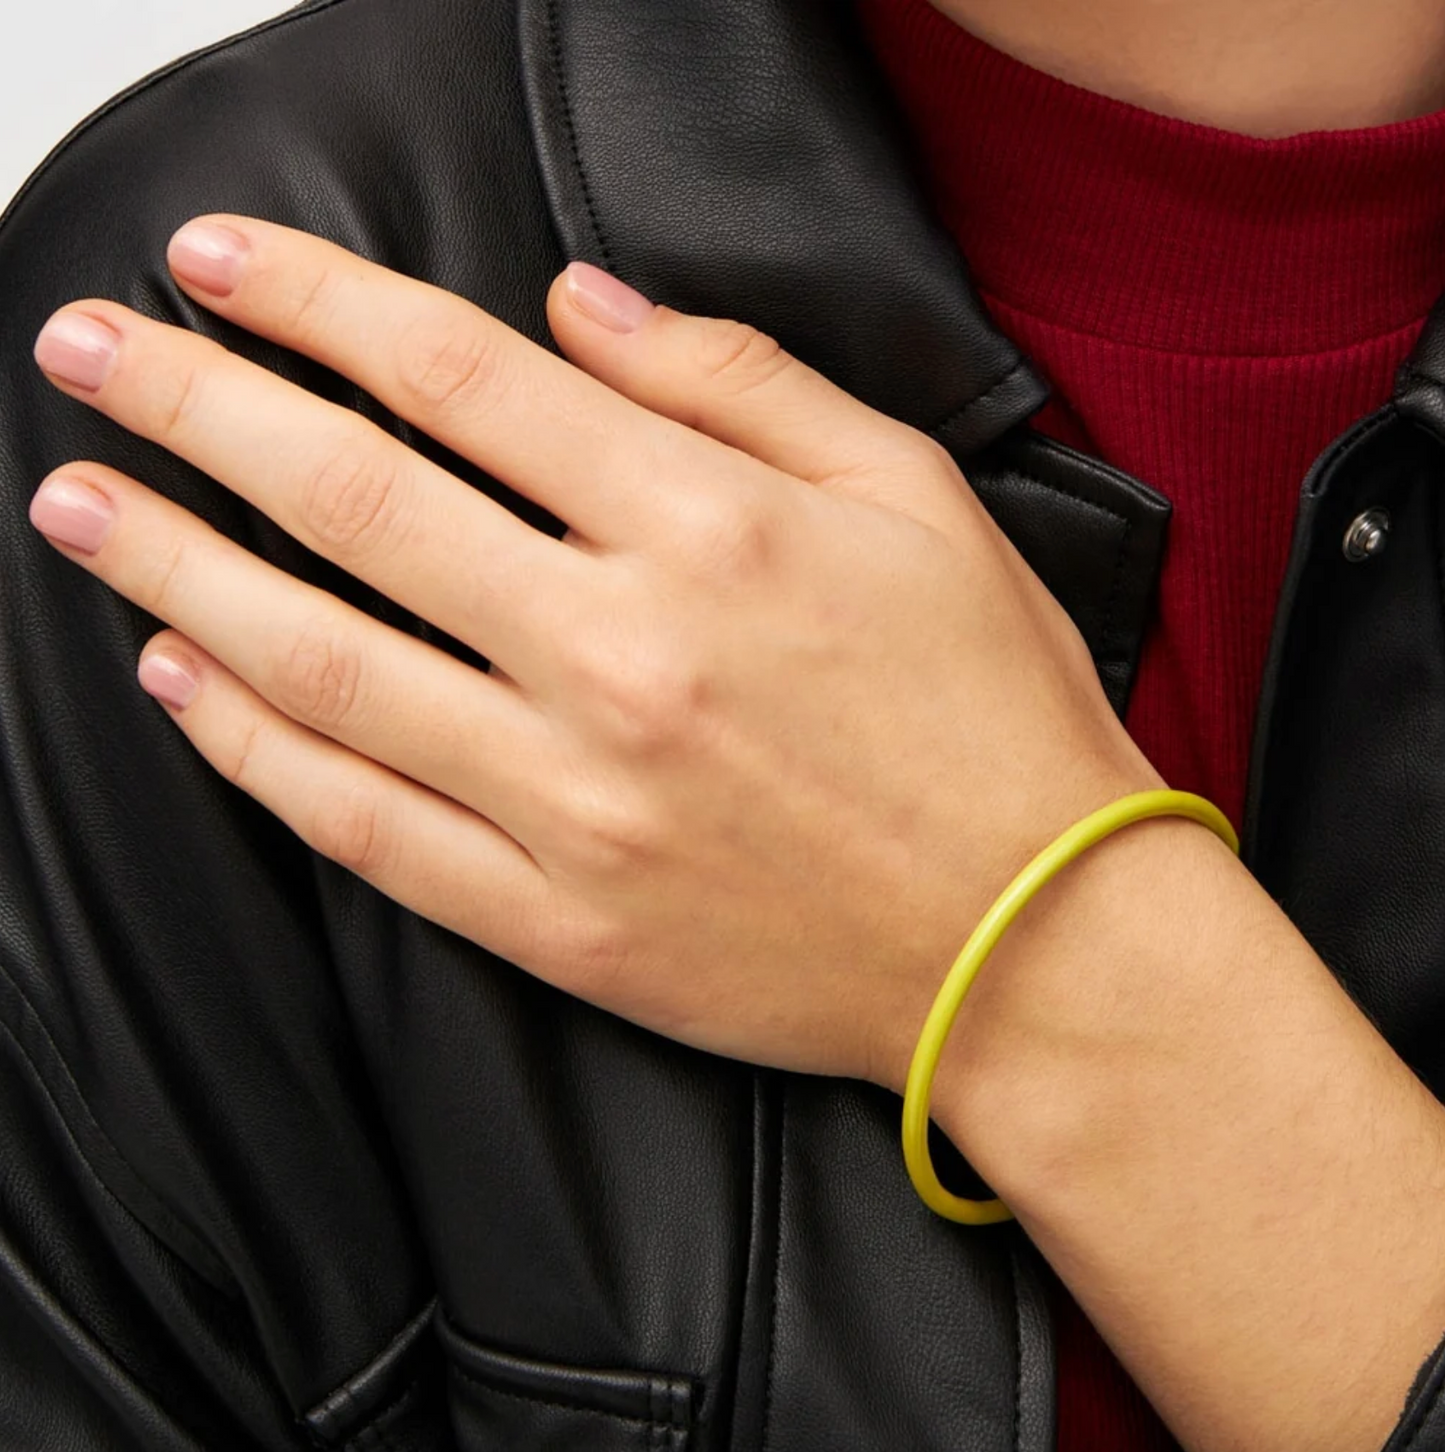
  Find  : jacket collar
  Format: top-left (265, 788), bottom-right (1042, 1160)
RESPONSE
top-left (517, 0), bottom-right (1047, 452)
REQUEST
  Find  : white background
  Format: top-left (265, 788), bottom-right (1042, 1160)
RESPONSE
top-left (1, 0), bottom-right (287, 212)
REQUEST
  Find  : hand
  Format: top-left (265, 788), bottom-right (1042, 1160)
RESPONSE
top-left (29, 216), bottom-right (1158, 1091)
top-left (34, 221), bottom-right (1445, 1452)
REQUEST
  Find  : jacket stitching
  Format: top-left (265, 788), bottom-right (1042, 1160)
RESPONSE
top-left (942, 440), bottom-right (1139, 666)
top-left (336, 1373), bottom-right (418, 1451)
top-left (758, 1078), bottom-right (788, 1450)
top-left (0, 954), bottom-right (231, 1289)
top-left (447, 1362), bottom-right (676, 1430)
top-left (1012, 1243), bottom-right (1024, 1452)
top-left (1391, 1330), bottom-right (1445, 1452)
top-left (545, 0), bottom-right (615, 269)
top-left (1005, 472), bottom-right (1128, 528)
top-left (1399, 1393), bottom-right (1439, 1452)
top-left (0, 1011), bottom-right (249, 1449)
top-left (1100, 514), bottom-right (1134, 661)
top-left (983, 438), bottom-right (1142, 668)
top-left (308, 1300), bottom-right (437, 1436)
top-left (927, 358), bottom-right (1036, 441)
top-left (1399, 364), bottom-right (1442, 390)
top-left (1437, 529), bottom-right (1445, 684)
top-left (346, 1377), bottom-right (416, 1452)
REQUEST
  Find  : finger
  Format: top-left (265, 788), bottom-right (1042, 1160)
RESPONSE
top-left (30, 462), bottom-right (557, 843)
top-left (547, 262), bottom-right (970, 525)
top-left (134, 630), bottom-right (555, 967)
top-left (162, 215), bottom-right (748, 547)
top-left (32, 300), bottom-right (585, 685)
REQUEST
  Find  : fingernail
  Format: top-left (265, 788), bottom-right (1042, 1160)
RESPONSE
top-left (564, 262), bottom-right (654, 333)
top-left (168, 221), bottom-right (251, 297)
top-left (34, 313), bottom-right (120, 392)
top-left (29, 475), bottom-right (115, 553)
top-left (137, 653), bottom-right (199, 711)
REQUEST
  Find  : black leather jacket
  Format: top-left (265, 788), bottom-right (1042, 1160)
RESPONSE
top-left (4, 0), bottom-right (1445, 1447)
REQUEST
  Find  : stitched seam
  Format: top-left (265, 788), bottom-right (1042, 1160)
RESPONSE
top-left (0, 955), bottom-right (229, 1288)
top-left (1006, 475), bottom-right (1127, 528)
top-left (448, 1363), bottom-right (670, 1429)
top-left (949, 433), bottom-right (1136, 529)
top-left (926, 358), bottom-right (1036, 439)
top-left (544, 0), bottom-right (614, 268)
top-left (1399, 1389), bottom-right (1440, 1452)
top-left (0, 1009), bottom-right (238, 1449)
top-left (951, 442), bottom-right (1137, 662)
top-left (1393, 1340), bottom-right (1445, 1452)
top-left (663, 1376), bottom-right (689, 1429)
top-left (308, 1300), bottom-right (437, 1435)
top-left (350, 1377), bottom-right (415, 1452)
top-left (758, 1080), bottom-right (788, 1451)
top-left (1400, 364), bottom-right (1442, 390)
top-left (1430, 444), bottom-right (1445, 678)
top-left (1100, 514), bottom-right (1134, 661)
top-left (1012, 1244), bottom-right (1024, 1452)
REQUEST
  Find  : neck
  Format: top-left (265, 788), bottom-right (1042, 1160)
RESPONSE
top-left (926, 0), bottom-right (1445, 136)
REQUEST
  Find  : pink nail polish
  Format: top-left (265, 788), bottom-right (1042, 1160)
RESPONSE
top-left (137, 653), bottom-right (199, 711)
top-left (168, 221), bottom-right (251, 297)
top-left (564, 262), bottom-right (655, 333)
top-left (29, 475), bottom-right (115, 554)
top-left (33, 313), bottom-right (120, 392)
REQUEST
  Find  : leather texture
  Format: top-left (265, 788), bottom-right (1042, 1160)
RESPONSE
top-left (0, 0), bottom-right (1441, 1447)
top-left (1244, 406), bottom-right (1445, 1098)
top-left (1386, 1337), bottom-right (1445, 1452)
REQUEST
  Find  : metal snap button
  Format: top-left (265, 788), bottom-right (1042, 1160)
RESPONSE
top-left (1342, 509), bottom-right (1390, 562)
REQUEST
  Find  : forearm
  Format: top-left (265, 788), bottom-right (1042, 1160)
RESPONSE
top-left (934, 819), bottom-right (1445, 1452)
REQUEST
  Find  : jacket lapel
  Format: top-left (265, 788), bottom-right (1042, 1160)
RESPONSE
top-left (517, 0), bottom-right (1047, 452)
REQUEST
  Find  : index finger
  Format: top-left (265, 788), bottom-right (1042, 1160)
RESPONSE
top-left (164, 216), bottom-right (742, 548)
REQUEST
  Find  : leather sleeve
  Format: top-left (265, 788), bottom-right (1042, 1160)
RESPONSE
top-left (0, 20), bottom-right (408, 1452)
top-left (0, 0), bottom-right (558, 1445)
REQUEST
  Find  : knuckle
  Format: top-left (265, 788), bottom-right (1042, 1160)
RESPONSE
top-left (277, 617), bottom-right (366, 733)
top-left (906, 434), bottom-right (963, 482)
top-left (148, 535), bottom-right (189, 618)
top-left (695, 318), bottom-right (791, 394)
top-left (585, 645), bottom-right (707, 757)
top-left (149, 357), bottom-right (208, 441)
top-left (220, 714), bottom-right (268, 790)
top-left (1060, 614), bottom-right (1102, 679)
top-left (867, 428), bottom-right (963, 493)
top-left (547, 909), bottom-right (637, 997)
top-left (396, 310), bottom-right (504, 414)
top-left (569, 790), bottom-right (663, 876)
top-left (906, 435), bottom-right (976, 511)
top-left (277, 268), bottom-right (340, 339)
top-left (298, 436), bottom-right (403, 557)
top-left (311, 782), bottom-right (390, 877)
top-left (681, 494), bottom-right (776, 582)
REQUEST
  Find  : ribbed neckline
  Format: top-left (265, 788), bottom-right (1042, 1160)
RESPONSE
top-left (858, 0), bottom-right (1445, 355)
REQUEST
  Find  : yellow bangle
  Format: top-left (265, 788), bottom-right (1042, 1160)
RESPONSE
top-left (901, 789), bottom-right (1240, 1226)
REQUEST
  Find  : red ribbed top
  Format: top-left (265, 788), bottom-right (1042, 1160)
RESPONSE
top-left (856, 0), bottom-right (1445, 1448)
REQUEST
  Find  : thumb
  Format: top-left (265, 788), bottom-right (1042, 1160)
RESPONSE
top-left (547, 262), bottom-right (971, 524)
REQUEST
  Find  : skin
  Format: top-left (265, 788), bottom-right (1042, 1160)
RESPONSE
top-left (25, 9), bottom-right (1445, 1436)
top-left (930, 0), bottom-right (1445, 136)
top-left (26, 216), bottom-right (1445, 1452)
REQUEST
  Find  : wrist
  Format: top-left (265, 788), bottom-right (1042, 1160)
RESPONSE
top-left (925, 812), bottom-right (1255, 1213)
top-left (912, 804), bottom-right (1445, 1452)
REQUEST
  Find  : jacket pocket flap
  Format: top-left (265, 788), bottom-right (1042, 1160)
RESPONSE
top-left (436, 1310), bottom-right (695, 1450)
